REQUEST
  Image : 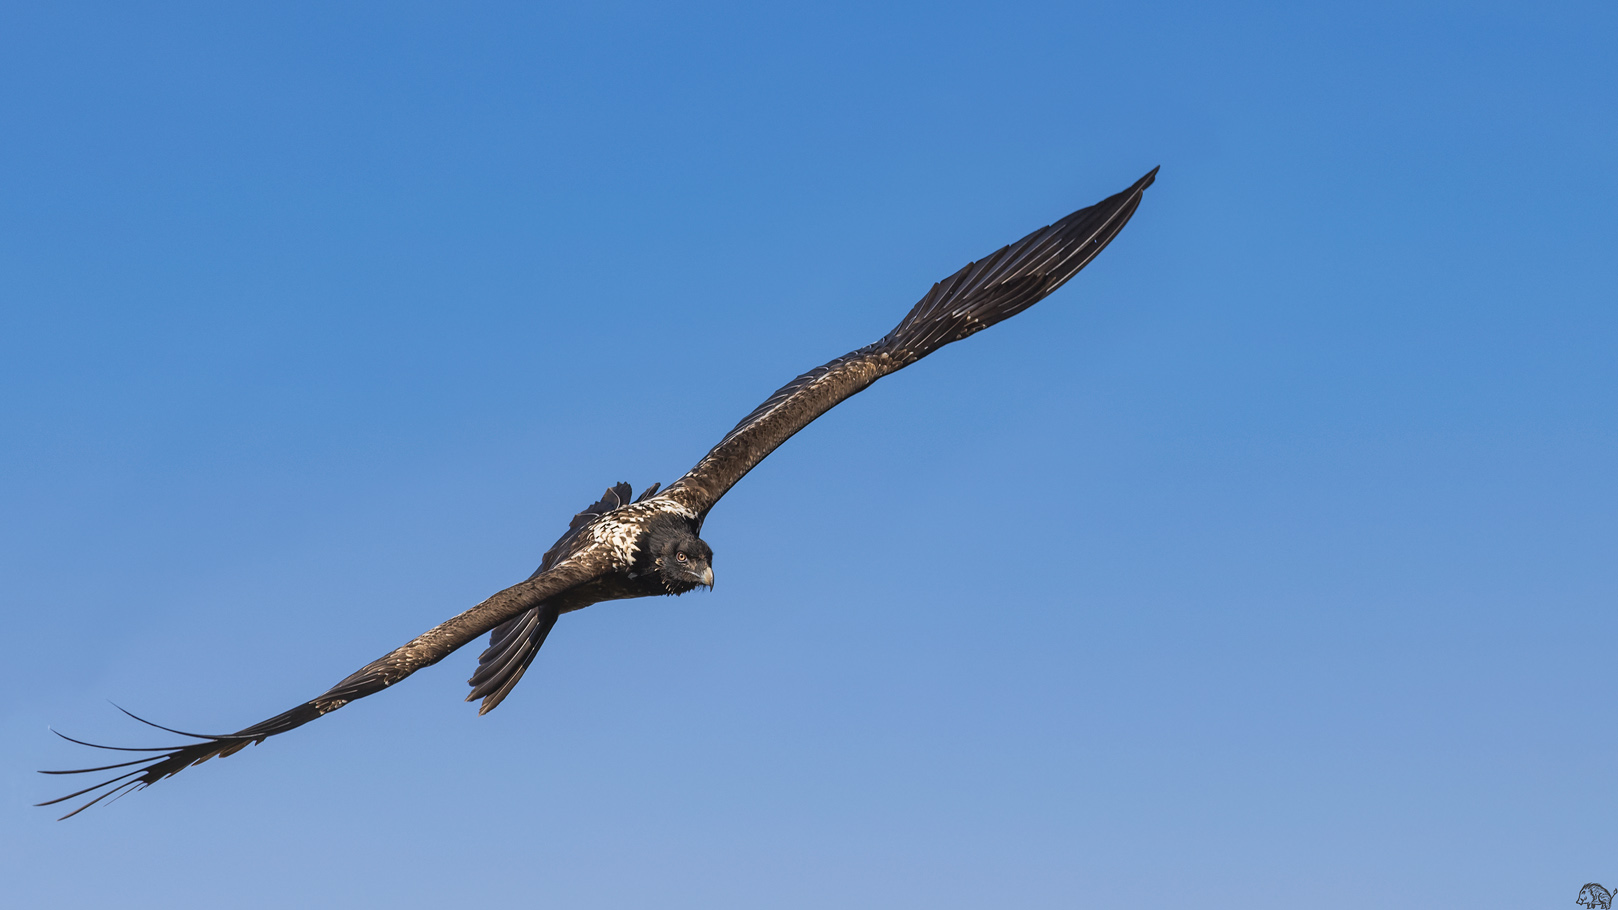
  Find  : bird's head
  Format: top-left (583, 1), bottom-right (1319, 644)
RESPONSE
top-left (649, 527), bottom-right (714, 593)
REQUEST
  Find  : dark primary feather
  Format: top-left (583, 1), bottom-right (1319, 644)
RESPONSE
top-left (43, 168), bottom-right (1157, 818)
top-left (464, 169), bottom-right (1157, 709)
top-left (39, 557), bottom-right (604, 818)
top-left (665, 166), bottom-right (1157, 520)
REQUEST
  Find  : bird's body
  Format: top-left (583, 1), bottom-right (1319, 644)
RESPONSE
top-left (467, 483), bottom-right (711, 712)
top-left (43, 167), bottom-right (1159, 818)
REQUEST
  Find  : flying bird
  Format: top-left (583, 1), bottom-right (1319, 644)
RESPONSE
top-left (42, 167), bottom-right (1159, 818)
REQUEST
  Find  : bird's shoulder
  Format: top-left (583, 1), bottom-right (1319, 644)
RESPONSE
top-left (574, 497), bottom-right (698, 568)
top-left (538, 483), bottom-right (698, 575)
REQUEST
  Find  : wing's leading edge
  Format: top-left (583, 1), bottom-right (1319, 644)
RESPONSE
top-left (42, 167), bottom-right (1158, 818)
top-left (665, 167), bottom-right (1157, 519)
top-left (39, 559), bottom-right (605, 818)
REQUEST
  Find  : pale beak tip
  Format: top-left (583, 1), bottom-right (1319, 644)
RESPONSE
top-left (701, 566), bottom-right (714, 588)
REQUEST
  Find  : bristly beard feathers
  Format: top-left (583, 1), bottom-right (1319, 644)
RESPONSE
top-left (635, 515), bottom-right (712, 595)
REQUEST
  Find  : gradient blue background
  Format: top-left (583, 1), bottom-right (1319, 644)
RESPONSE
top-left (3, 2), bottom-right (1615, 907)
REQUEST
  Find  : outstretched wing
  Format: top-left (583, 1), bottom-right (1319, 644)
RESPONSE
top-left (663, 167), bottom-right (1157, 520)
top-left (466, 481), bottom-right (662, 715)
top-left (39, 555), bottom-right (608, 818)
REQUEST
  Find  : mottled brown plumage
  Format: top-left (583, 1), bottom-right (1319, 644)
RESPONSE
top-left (41, 167), bottom-right (1157, 818)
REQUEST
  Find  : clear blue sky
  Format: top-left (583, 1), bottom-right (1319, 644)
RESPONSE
top-left (2, 2), bottom-right (1614, 907)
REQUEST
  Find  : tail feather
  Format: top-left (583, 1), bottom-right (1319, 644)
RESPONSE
top-left (465, 607), bottom-right (558, 715)
top-left (465, 480), bottom-right (659, 714)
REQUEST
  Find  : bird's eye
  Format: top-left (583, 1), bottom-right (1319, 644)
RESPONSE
top-left (676, 553), bottom-right (687, 562)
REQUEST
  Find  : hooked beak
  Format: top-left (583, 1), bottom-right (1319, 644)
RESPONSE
top-left (700, 565), bottom-right (714, 588)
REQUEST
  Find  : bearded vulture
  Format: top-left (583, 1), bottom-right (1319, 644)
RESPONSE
top-left (42, 167), bottom-right (1158, 817)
